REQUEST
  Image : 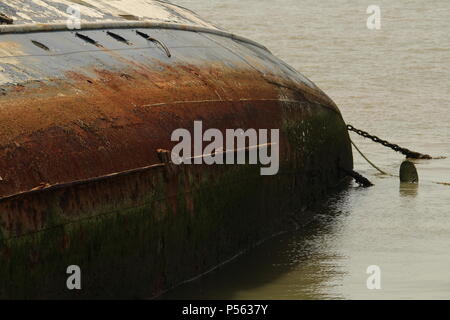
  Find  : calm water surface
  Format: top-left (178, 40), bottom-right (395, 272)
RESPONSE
top-left (163, 0), bottom-right (450, 299)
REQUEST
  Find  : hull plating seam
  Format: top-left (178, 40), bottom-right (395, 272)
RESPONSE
top-left (0, 141), bottom-right (273, 203)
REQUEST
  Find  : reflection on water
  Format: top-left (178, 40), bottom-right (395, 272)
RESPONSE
top-left (163, 174), bottom-right (450, 300)
top-left (399, 183), bottom-right (418, 198)
top-left (169, 0), bottom-right (450, 300)
top-left (162, 190), bottom-right (353, 300)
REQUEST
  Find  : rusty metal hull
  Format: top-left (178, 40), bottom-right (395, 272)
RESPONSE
top-left (0, 21), bottom-right (352, 298)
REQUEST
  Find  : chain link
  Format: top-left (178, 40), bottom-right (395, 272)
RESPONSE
top-left (340, 167), bottom-right (373, 187)
top-left (347, 124), bottom-right (432, 159)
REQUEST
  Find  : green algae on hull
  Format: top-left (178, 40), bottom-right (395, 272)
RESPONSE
top-left (0, 104), bottom-right (352, 299)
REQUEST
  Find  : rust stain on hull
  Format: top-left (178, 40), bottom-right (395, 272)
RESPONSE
top-left (0, 4), bottom-right (352, 297)
top-left (0, 61), bottom-right (338, 198)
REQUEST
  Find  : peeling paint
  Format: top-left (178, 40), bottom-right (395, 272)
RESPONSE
top-left (0, 0), bottom-right (218, 29)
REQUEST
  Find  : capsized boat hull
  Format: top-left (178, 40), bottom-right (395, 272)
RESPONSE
top-left (0, 2), bottom-right (352, 298)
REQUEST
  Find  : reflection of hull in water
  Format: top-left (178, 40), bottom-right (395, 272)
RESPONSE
top-left (0, 0), bottom-right (352, 298)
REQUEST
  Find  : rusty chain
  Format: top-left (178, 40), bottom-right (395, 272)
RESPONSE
top-left (347, 124), bottom-right (433, 159)
top-left (340, 167), bottom-right (374, 188)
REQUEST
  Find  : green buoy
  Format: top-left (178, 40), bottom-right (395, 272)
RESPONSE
top-left (399, 160), bottom-right (419, 183)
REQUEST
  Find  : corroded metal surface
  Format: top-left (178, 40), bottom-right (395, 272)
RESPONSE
top-left (0, 27), bottom-right (339, 197)
top-left (0, 0), bottom-right (352, 298)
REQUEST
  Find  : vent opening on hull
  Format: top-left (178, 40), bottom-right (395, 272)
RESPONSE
top-left (75, 32), bottom-right (101, 47)
top-left (106, 31), bottom-right (132, 45)
top-left (31, 40), bottom-right (50, 51)
top-left (136, 30), bottom-right (171, 58)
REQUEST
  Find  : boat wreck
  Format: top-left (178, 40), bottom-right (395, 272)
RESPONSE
top-left (0, 0), bottom-right (352, 299)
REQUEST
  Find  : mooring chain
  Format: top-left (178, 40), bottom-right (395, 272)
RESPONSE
top-left (340, 167), bottom-right (374, 188)
top-left (346, 124), bottom-right (433, 159)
